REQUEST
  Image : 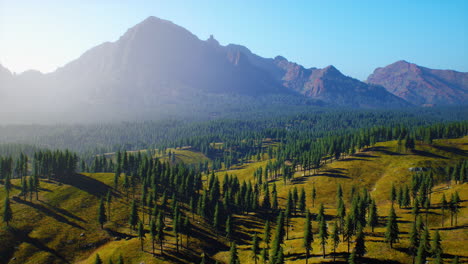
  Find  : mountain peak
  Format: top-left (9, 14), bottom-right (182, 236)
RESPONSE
top-left (367, 61), bottom-right (468, 105)
top-left (320, 65), bottom-right (343, 77)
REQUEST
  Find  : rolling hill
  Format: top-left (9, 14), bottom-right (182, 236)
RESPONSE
top-left (1, 137), bottom-right (466, 264)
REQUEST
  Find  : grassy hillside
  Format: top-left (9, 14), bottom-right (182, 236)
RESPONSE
top-left (0, 137), bottom-right (466, 264)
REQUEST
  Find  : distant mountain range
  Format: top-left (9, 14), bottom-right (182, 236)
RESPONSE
top-left (1, 16), bottom-right (466, 123)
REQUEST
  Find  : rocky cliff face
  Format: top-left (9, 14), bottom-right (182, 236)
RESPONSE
top-left (367, 60), bottom-right (468, 105)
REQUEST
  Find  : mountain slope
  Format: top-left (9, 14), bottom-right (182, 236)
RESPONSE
top-left (222, 46), bottom-right (410, 107)
top-left (0, 16), bottom-right (423, 123)
top-left (367, 60), bottom-right (468, 105)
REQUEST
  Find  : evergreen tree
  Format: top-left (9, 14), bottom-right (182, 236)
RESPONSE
top-left (138, 221), bottom-right (145, 251)
top-left (117, 255), bottom-right (124, 264)
top-left (263, 220), bottom-right (271, 248)
top-left (355, 228), bottom-right (366, 257)
top-left (344, 214), bottom-right (353, 253)
top-left (150, 219), bottom-right (156, 254)
top-left (252, 233), bottom-right (260, 264)
top-left (337, 197), bottom-right (346, 232)
top-left (318, 217), bottom-right (328, 258)
top-left (129, 200), bottom-right (139, 231)
top-left (260, 247), bottom-right (268, 264)
top-left (439, 193), bottom-right (447, 227)
top-left (156, 211), bottom-right (165, 254)
top-left (303, 211), bottom-right (313, 264)
top-left (229, 242), bottom-right (239, 264)
top-left (431, 230), bottom-right (442, 258)
top-left (270, 212), bottom-right (285, 262)
top-left (311, 184), bottom-right (317, 208)
top-left (94, 254), bottom-right (103, 264)
top-left (298, 188), bottom-right (306, 214)
top-left (331, 221), bottom-right (340, 262)
top-left (348, 249), bottom-right (356, 264)
top-left (3, 197), bottom-right (13, 226)
top-left (385, 206), bottom-right (399, 248)
top-left (98, 197), bottom-right (107, 229)
top-left (275, 246), bottom-right (285, 264)
top-left (226, 215), bottom-right (233, 239)
top-left (368, 199), bottom-right (378, 232)
top-left (317, 203), bottom-right (325, 223)
top-left (409, 221), bottom-right (420, 263)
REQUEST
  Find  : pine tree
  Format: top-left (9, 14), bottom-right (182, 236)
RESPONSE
top-left (98, 198), bottom-right (107, 229)
top-left (344, 213), bottom-right (353, 253)
top-left (117, 255), bottom-right (124, 264)
top-left (409, 221), bottom-right (419, 263)
top-left (263, 220), bottom-right (271, 248)
top-left (270, 212), bottom-right (285, 262)
top-left (348, 249), bottom-right (356, 264)
top-left (355, 228), bottom-right (366, 257)
top-left (317, 203), bottom-right (325, 223)
top-left (252, 233), bottom-right (260, 264)
top-left (431, 230), bottom-right (442, 258)
top-left (441, 193), bottom-right (447, 227)
top-left (298, 188), bottom-right (306, 215)
top-left (368, 199), bottom-right (378, 232)
top-left (434, 254), bottom-right (443, 264)
top-left (337, 197), bottom-right (346, 233)
top-left (124, 195), bottom-right (137, 227)
top-left (331, 221), bottom-right (340, 262)
top-left (156, 211), bottom-right (165, 254)
top-left (318, 217), bottom-right (328, 258)
top-left (225, 215), bottom-right (233, 239)
top-left (150, 219), bottom-right (156, 254)
top-left (261, 246), bottom-right (269, 264)
top-left (311, 184), bottom-right (317, 208)
top-left (303, 211), bottom-right (313, 264)
top-left (385, 206), bottom-right (399, 248)
top-left (229, 242), bottom-right (239, 264)
top-left (275, 246), bottom-right (285, 264)
top-left (138, 221), bottom-right (145, 251)
top-left (3, 197), bottom-right (13, 226)
top-left (94, 254), bottom-right (103, 264)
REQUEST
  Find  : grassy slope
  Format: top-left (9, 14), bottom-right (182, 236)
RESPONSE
top-left (214, 137), bottom-right (468, 264)
top-left (0, 138), bottom-right (466, 264)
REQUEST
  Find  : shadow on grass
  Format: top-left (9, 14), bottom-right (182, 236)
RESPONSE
top-left (12, 227), bottom-right (70, 263)
top-left (60, 173), bottom-right (111, 197)
top-left (368, 146), bottom-right (404, 156)
top-left (432, 144), bottom-right (468, 157)
top-left (40, 201), bottom-right (87, 223)
top-left (412, 150), bottom-right (448, 159)
top-left (12, 197), bottom-right (85, 230)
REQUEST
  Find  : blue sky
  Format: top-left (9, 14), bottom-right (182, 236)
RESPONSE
top-left (0, 0), bottom-right (467, 80)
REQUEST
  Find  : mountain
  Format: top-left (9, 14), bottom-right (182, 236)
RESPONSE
top-left (223, 46), bottom-right (410, 107)
top-left (0, 16), bottom-right (416, 123)
top-left (367, 60), bottom-right (468, 105)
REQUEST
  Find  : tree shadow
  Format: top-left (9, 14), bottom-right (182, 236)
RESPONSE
top-left (432, 145), bottom-right (467, 157)
top-left (369, 146), bottom-right (404, 156)
top-left (12, 197), bottom-right (85, 230)
top-left (12, 227), bottom-right (70, 263)
top-left (412, 150), bottom-right (448, 159)
top-left (39, 201), bottom-right (87, 223)
top-left (60, 173), bottom-right (111, 197)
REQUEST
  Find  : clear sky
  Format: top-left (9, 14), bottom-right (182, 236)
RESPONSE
top-left (1, 0), bottom-right (467, 80)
